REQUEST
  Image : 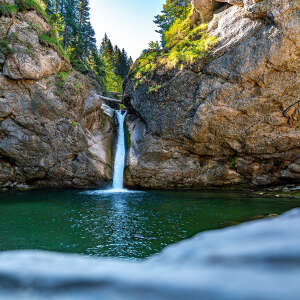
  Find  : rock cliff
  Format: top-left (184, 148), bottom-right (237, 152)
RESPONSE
top-left (0, 1), bottom-right (115, 190)
top-left (124, 0), bottom-right (300, 189)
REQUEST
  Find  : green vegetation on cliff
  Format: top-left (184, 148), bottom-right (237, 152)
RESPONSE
top-left (0, 0), bottom-right (69, 61)
top-left (165, 20), bottom-right (217, 65)
top-left (39, 33), bottom-right (69, 62)
top-left (132, 0), bottom-right (217, 89)
top-left (0, 0), bottom-right (133, 93)
top-left (0, 40), bottom-right (13, 56)
top-left (16, 0), bottom-right (49, 19)
top-left (0, 0), bottom-right (47, 19)
top-left (154, 0), bottom-right (191, 47)
top-left (0, 4), bottom-right (18, 16)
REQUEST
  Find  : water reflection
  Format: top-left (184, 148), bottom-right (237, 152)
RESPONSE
top-left (0, 190), bottom-right (299, 259)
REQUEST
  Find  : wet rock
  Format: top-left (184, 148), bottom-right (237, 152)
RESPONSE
top-left (281, 158), bottom-right (300, 180)
top-left (0, 160), bottom-right (14, 185)
top-left (0, 209), bottom-right (300, 299)
top-left (254, 184), bottom-right (300, 199)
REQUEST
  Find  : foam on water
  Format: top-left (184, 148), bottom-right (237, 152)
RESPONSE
top-left (82, 110), bottom-right (132, 195)
top-left (84, 188), bottom-right (142, 195)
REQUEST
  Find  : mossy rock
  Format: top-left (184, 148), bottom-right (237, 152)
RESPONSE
top-left (0, 4), bottom-right (18, 17)
top-left (0, 40), bottom-right (14, 56)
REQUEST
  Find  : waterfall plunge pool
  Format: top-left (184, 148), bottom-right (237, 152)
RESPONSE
top-left (0, 189), bottom-right (299, 259)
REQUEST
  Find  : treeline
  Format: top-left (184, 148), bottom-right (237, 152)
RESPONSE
top-left (153, 0), bottom-right (191, 48)
top-left (45, 0), bottom-right (132, 92)
top-left (100, 34), bottom-right (133, 93)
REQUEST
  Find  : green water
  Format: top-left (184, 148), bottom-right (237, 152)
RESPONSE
top-left (0, 189), bottom-right (299, 259)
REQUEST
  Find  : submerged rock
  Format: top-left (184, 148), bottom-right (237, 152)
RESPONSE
top-left (0, 9), bottom-right (114, 189)
top-left (0, 208), bottom-right (300, 299)
top-left (124, 0), bottom-right (300, 189)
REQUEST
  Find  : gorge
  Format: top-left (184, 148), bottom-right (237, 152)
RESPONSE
top-left (0, 0), bottom-right (299, 191)
top-left (0, 0), bottom-right (299, 298)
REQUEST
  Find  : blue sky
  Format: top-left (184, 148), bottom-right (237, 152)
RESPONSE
top-left (89, 0), bottom-right (165, 60)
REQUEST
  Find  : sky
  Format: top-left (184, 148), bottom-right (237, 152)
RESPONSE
top-left (89, 0), bottom-right (165, 60)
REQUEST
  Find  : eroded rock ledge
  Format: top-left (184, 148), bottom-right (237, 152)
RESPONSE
top-left (0, 3), bottom-right (115, 190)
top-left (124, 0), bottom-right (300, 189)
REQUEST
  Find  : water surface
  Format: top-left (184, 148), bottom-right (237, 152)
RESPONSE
top-left (0, 190), bottom-right (299, 259)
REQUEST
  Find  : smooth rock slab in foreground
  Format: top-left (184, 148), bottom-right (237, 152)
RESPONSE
top-left (0, 209), bottom-right (300, 299)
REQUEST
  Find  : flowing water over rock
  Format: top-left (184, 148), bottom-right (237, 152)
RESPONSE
top-left (112, 110), bottom-right (127, 191)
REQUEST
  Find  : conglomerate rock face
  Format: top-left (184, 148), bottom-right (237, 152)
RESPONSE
top-left (124, 0), bottom-right (300, 189)
top-left (0, 7), bottom-right (114, 189)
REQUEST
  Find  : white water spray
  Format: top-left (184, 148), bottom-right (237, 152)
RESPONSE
top-left (112, 110), bottom-right (127, 191)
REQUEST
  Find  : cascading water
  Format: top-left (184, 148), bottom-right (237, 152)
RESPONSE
top-left (112, 110), bottom-right (127, 191)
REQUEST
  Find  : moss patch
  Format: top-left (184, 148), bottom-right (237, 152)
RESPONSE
top-left (15, 0), bottom-right (50, 22)
top-left (131, 50), bottom-right (160, 88)
top-left (229, 156), bottom-right (237, 170)
top-left (148, 84), bottom-right (162, 93)
top-left (165, 21), bottom-right (217, 66)
top-left (0, 40), bottom-right (14, 57)
top-left (2, 0), bottom-right (70, 63)
top-left (0, 4), bottom-right (18, 17)
top-left (39, 33), bottom-right (69, 62)
top-left (55, 71), bottom-right (70, 96)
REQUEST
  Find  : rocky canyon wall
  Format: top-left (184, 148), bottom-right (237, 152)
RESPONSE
top-left (124, 0), bottom-right (300, 189)
top-left (0, 1), bottom-right (115, 190)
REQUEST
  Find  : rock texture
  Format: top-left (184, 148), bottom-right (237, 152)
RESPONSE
top-left (124, 0), bottom-right (300, 189)
top-left (0, 6), bottom-right (114, 189)
top-left (191, 0), bottom-right (215, 24)
top-left (0, 208), bottom-right (300, 299)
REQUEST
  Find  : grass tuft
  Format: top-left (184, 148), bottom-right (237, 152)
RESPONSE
top-left (15, 0), bottom-right (50, 22)
top-left (39, 33), bottom-right (69, 62)
top-left (1, 0), bottom-right (70, 63)
top-left (0, 40), bottom-right (14, 57)
top-left (0, 4), bottom-right (18, 17)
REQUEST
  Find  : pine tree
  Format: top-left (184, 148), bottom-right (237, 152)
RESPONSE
top-left (62, 0), bottom-right (79, 49)
top-left (45, 0), bottom-right (132, 90)
top-left (119, 48), bottom-right (130, 79)
top-left (77, 0), bottom-right (96, 58)
top-left (154, 0), bottom-right (190, 46)
top-left (45, 0), bottom-right (56, 15)
top-left (100, 33), bottom-right (114, 61)
top-left (128, 56), bottom-right (133, 67)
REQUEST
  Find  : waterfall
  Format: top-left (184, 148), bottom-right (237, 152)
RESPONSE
top-left (112, 110), bottom-right (127, 191)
